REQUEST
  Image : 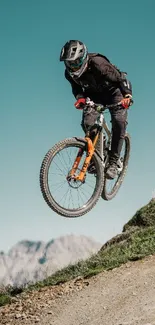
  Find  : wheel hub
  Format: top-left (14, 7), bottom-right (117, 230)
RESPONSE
top-left (66, 173), bottom-right (85, 188)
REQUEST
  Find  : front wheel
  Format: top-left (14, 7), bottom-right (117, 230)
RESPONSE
top-left (40, 138), bottom-right (104, 218)
top-left (101, 133), bottom-right (131, 201)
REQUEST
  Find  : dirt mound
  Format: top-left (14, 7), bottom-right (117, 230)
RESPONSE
top-left (1, 254), bottom-right (155, 325)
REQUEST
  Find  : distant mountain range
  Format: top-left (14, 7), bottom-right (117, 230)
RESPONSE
top-left (0, 235), bottom-right (102, 287)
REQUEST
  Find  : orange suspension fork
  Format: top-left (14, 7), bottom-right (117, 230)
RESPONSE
top-left (76, 132), bottom-right (99, 182)
top-left (69, 147), bottom-right (84, 177)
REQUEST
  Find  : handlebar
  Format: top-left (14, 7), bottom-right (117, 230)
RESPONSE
top-left (84, 98), bottom-right (122, 112)
top-left (93, 101), bottom-right (122, 111)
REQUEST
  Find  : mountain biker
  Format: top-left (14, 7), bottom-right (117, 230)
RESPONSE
top-left (59, 40), bottom-right (133, 179)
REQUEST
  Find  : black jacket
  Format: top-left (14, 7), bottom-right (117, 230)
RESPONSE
top-left (65, 53), bottom-right (132, 104)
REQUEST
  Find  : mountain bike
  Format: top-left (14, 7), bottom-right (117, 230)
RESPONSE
top-left (40, 99), bottom-right (131, 218)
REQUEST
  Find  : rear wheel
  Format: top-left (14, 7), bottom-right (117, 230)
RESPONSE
top-left (40, 138), bottom-right (104, 218)
top-left (101, 133), bottom-right (130, 201)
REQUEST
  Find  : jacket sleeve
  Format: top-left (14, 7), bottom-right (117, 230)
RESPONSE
top-left (64, 70), bottom-right (85, 99)
top-left (92, 57), bottom-right (132, 97)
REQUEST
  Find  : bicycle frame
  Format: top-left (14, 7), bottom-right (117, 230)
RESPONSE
top-left (68, 109), bottom-right (112, 183)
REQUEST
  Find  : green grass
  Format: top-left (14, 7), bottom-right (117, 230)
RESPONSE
top-left (0, 293), bottom-right (11, 307)
top-left (1, 199), bottom-right (155, 307)
top-left (123, 198), bottom-right (155, 230)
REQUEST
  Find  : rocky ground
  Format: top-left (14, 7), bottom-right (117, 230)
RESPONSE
top-left (1, 254), bottom-right (155, 325)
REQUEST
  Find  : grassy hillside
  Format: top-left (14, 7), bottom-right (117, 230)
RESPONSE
top-left (1, 198), bottom-right (155, 307)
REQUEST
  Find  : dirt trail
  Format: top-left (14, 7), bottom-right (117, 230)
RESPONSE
top-left (1, 255), bottom-right (155, 325)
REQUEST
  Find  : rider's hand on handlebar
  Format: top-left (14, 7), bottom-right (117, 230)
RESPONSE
top-left (121, 94), bottom-right (133, 109)
top-left (74, 97), bottom-right (95, 109)
top-left (74, 98), bottom-right (86, 109)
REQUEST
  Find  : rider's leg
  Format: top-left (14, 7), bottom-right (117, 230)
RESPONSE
top-left (106, 106), bottom-right (128, 179)
top-left (81, 106), bottom-right (99, 133)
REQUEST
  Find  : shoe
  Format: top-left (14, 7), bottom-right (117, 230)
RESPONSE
top-left (105, 159), bottom-right (118, 180)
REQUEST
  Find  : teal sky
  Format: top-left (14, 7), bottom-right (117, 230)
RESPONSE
top-left (1, 0), bottom-right (155, 252)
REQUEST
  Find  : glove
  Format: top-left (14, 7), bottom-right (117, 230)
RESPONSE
top-left (121, 94), bottom-right (133, 109)
top-left (74, 98), bottom-right (86, 109)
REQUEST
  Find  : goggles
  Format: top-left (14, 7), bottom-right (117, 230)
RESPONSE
top-left (66, 57), bottom-right (84, 71)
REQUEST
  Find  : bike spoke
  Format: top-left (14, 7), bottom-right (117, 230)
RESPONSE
top-left (85, 180), bottom-right (95, 189)
top-left (57, 152), bottom-right (69, 174)
top-left (66, 148), bottom-right (75, 167)
top-left (69, 188), bottom-right (75, 209)
top-left (47, 145), bottom-right (97, 211)
top-left (59, 187), bottom-right (70, 206)
top-left (52, 160), bottom-right (67, 176)
top-left (80, 187), bottom-right (92, 200)
top-left (51, 180), bottom-right (66, 193)
top-left (77, 189), bottom-right (81, 208)
top-left (76, 188), bottom-right (86, 206)
top-left (49, 172), bottom-right (64, 177)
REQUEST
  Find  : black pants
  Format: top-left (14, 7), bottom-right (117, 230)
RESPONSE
top-left (81, 105), bottom-right (128, 159)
